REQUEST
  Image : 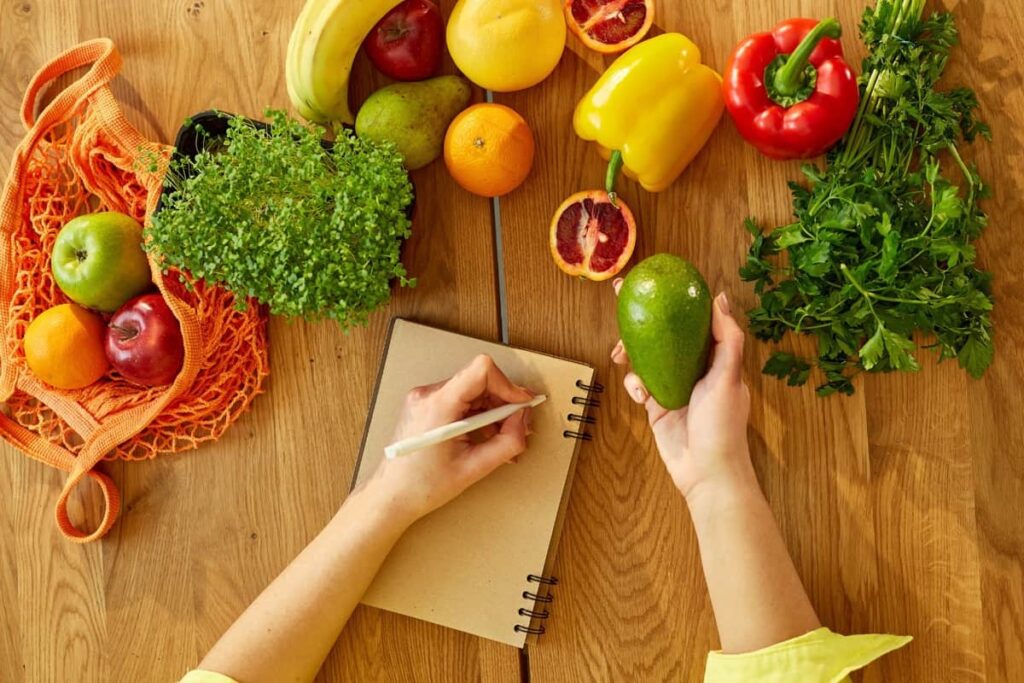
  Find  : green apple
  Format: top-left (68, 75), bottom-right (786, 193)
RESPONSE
top-left (51, 211), bottom-right (152, 312)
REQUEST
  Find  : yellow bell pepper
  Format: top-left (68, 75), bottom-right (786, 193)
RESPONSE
top-left (573, 33), bottom-right (725, 193)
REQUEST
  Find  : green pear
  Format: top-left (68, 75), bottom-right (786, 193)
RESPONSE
top-left (355, 76), bottom-right (472, 170)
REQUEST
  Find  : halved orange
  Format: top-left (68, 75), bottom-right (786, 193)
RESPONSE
top-left (549, 190), bottom-right (637, 281)
top-left (564, 0), bottom-right (655, 54)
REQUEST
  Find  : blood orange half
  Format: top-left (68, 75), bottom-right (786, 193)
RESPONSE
top-left (564, 0), bottom-right (655, 54)
top-left (550, 190), bottom-right (637, 281)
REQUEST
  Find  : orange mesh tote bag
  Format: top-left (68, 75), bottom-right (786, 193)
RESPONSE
top-left (0, 39), bottom-right (269, 543)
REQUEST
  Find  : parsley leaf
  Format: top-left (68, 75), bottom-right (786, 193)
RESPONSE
top-left (958, 332), bottom-right (994, 379)
top-left (764, 352), bottom-right (813, 386)
top-left (859, 324), bottom-right (886, 370)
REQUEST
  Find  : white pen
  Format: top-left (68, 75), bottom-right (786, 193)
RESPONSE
top-left (384, 394), bottom-right (547, 460)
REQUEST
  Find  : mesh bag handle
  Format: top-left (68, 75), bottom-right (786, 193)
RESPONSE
top-left (1, 39), bottom-right (129, 541)
top-left (0, 409), bottom-right (121, 540)
top-left (20, 38), bottom-right (122, 138)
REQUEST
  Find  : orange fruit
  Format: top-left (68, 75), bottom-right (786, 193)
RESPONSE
top-left (549, 190), bottom-right (637, 281)
top-left (564, 0), bottom-right (655, 54)
top-left (24, 304), bottom-right (109, 390)
top-left (444, 103), bottom-right (535, 197)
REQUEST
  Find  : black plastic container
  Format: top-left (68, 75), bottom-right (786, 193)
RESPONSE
top-left (154, 110), bottom-right (415, 217)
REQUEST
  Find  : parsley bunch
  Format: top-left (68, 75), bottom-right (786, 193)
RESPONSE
top-left (741, 0), bottom-right (993, 396)
top-left (147, 110), bottom-right (415, 328)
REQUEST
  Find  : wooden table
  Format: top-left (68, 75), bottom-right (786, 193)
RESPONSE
top-left (1, 1), bottom-right (1021, 681)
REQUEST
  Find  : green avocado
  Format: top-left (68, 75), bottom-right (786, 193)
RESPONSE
top-left (355, 76), bottom-right (471, 171)
top-left (617, 254), bottom-right (712, 409)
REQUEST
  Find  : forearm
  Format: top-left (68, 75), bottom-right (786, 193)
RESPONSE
top-left (687, 466), bottom-right (820, 654)
top-left (198, 482), bottom-right (412, 682)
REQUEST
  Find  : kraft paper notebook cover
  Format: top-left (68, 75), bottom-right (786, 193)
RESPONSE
top-left (351, 318), bottom-right (600, 647)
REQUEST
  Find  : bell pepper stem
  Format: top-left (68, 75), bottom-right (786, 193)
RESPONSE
top-left (772, 18), bottom-right (842, 99)
top-left (605, 150), bottom-right (624, 207)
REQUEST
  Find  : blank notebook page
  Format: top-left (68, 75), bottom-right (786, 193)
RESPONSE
top-left (352, 319), bottom-right (595, 647)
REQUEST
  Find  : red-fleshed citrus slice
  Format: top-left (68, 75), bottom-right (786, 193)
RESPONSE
top-left (550, 190), bottom-right (637, 281)
top-left (564, 0), bottom-right (655, 54)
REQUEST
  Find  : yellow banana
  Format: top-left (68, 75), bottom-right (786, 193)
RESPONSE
top-left (285, 0), bottom-right (332, 121)
top-left (295, 0), bottom-right (404, 124)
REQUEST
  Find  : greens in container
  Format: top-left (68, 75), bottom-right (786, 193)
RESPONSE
top-left (147, 110), bottom-right (416, 329)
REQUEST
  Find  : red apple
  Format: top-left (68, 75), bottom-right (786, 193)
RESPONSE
top-left (364, 0), bottom-right (444, 81)
top-left (105, 294), bottom-right (185, 387)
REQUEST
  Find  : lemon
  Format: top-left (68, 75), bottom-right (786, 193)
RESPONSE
top-left (447, 0), bottom-right (566, 92)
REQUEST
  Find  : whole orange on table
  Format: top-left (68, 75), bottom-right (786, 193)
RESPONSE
top-left (444, 103), bottom-right (535, 198)
top-left (24, 303), bottom-right (109, 390)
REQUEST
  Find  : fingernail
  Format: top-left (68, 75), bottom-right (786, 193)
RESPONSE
top-left (611, 340), bottom-right (624, 358)
top-left (632, 385), bottom-right (648, 403)
top-left (716, 292), bottom-right (730, 315)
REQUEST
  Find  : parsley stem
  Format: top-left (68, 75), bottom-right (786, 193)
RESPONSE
top-left (841, 69), bottom-right (879, 165)
top-left (947, 143), bottom-right (976, 207)
top-left (763, 314), bottom-right (830, 332)
top-left (842, 263), bottom-right (960, 307)
top-left (839, 263), bottom-right (880, 319)
top-left (795, 320), bottom-right (831, 333)
top-left (840, 0), bottom-right (925, 166)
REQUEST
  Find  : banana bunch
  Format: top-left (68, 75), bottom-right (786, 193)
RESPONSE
top-left (286, 0), bottom-right (403, 124)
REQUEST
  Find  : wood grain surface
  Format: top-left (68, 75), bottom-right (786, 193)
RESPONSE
top-left (0, 1), bottom-right (514, 682)
top-left (0, 0), bottom-right (1021, 682)
top-left (496, 1), bottom-right (1024, 682)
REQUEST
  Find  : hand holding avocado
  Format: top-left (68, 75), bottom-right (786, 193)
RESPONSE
top-left (612, 278), bottom-right (753, 500)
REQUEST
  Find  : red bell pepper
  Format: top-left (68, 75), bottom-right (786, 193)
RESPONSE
top-left (723, 18), bottom-right (859, 160)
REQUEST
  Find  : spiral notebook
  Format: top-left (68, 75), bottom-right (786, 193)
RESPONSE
top-left (351, 318), bottom-right (600, 647)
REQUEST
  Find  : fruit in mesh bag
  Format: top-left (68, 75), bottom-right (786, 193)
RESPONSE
top-left (24, 304), bottom-right (110, 390)
top-left (105, 294), bottom-right (185, 387)
top-left (51, 211), bottom-right (152, 313)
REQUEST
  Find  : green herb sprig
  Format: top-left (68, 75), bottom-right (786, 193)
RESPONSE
top-left (146, 110), bottom-right (415, 328)
top-left (741, 0), bottom-right (993, 396)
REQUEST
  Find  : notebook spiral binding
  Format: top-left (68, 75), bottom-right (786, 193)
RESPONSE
top-left (563, 379), bottom-right (604, 442)
top-left (516, 379), bottom-right (600, 638)
top-left (515, 574), bottom-right (561, 635)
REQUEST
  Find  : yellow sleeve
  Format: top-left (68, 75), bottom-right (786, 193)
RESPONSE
top-left (179, 671), bottom-right (238, 683)
top-left (703, 627), bottom-right (911, 683)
